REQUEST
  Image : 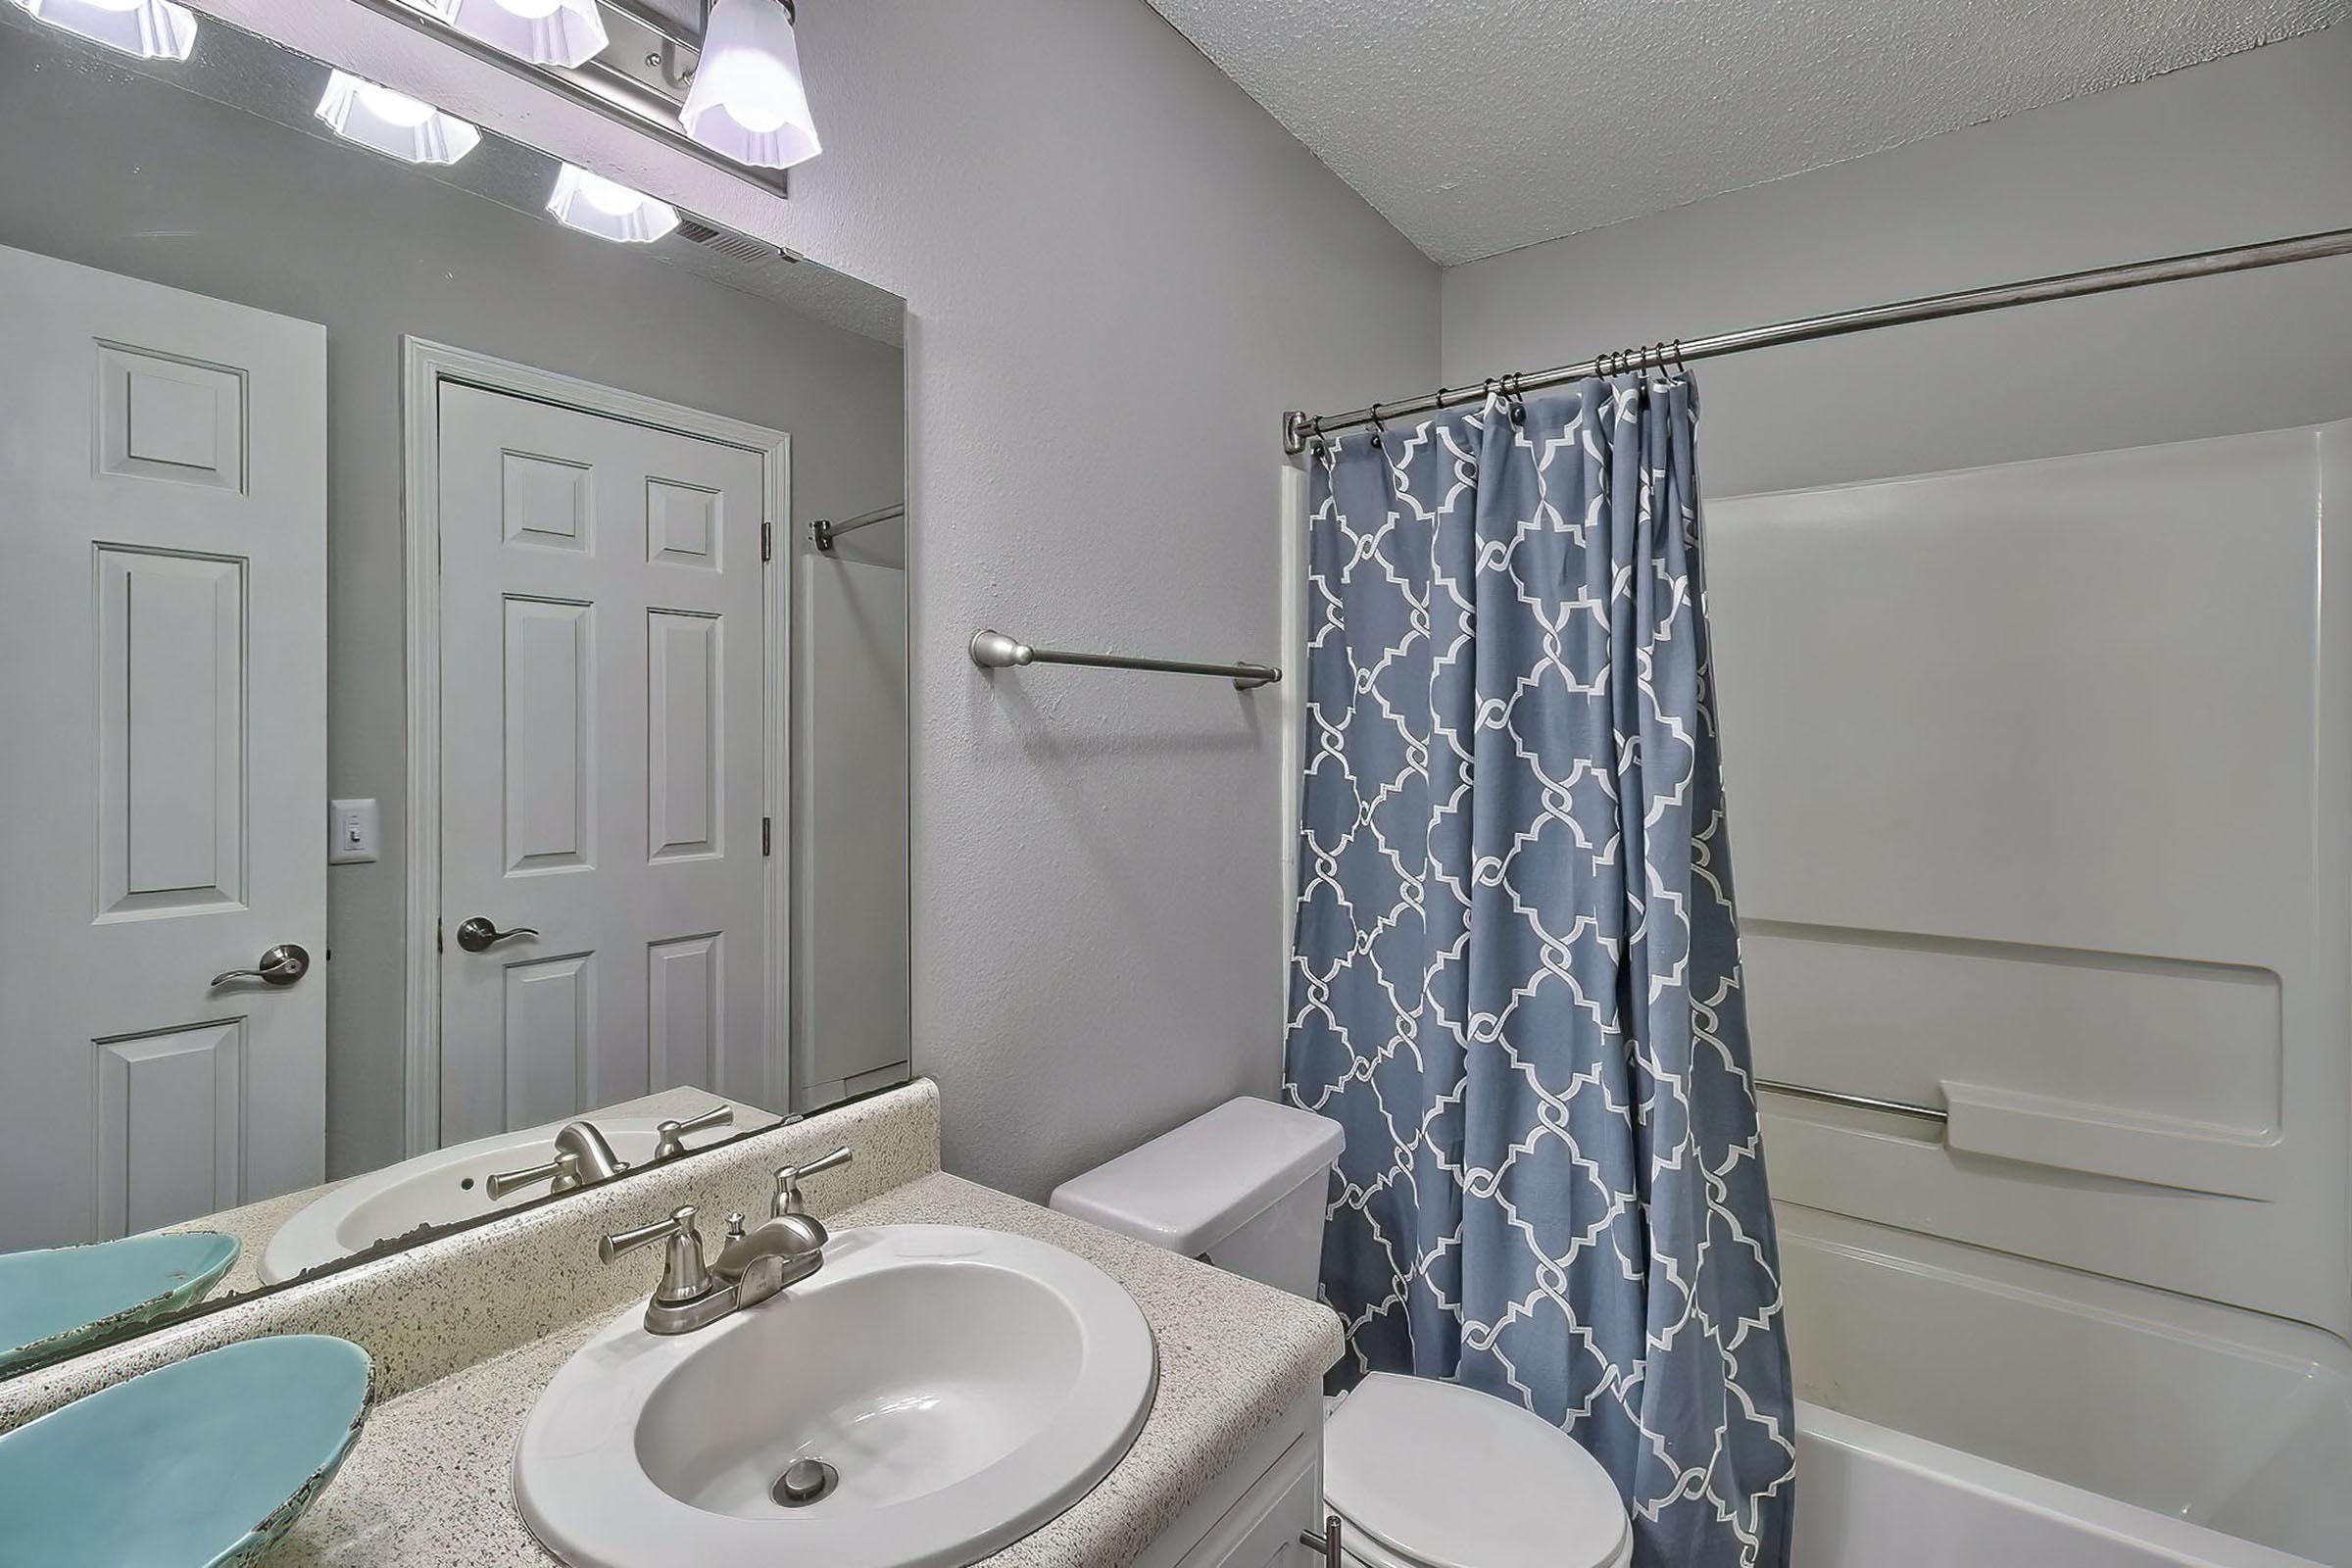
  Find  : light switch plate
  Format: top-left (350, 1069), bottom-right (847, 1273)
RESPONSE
top-left (329, 799), bottom-right (379, 864)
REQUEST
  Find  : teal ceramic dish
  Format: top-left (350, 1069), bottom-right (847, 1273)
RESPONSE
top-left (0, 1231), bottom-right (240, 1373)
top-left (0, 1334), bottom-right (373, 1566)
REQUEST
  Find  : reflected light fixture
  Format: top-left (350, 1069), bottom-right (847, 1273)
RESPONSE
top-left (316, 72), bottom-right (482, 166)
top-left (7, 0), bottom-right (198, 60)
top-left (401, 0), bottom-right (608, 70)
top-left (546, 164), bottom-right (680, 243)
top-left (681, 0), bottom-right (819, 170)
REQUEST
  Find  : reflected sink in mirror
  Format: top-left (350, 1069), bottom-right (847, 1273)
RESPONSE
top-left (261, 1113), bottom-right (742, 1285)
top-left (514, 1225), bottom-right (1156, 1568)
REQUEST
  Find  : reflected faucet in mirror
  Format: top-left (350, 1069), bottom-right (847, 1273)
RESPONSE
top-left (485, 1105), bottom-right (735, 1200)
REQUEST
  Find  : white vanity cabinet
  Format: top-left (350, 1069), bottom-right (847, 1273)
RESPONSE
top-left (1136, 1391), bottom-right (1326, 1568)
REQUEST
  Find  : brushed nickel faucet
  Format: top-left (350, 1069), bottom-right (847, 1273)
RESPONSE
top-left (599, 1147), bottom-right (854, 1336)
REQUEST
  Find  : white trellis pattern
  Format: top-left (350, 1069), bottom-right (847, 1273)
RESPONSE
top-left (1285, 378), bottom-right (1795, 1567)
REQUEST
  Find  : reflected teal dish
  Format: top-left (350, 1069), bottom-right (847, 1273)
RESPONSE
top-left (0, 1231), bottom-right (240, 1373)
top-left (0, 1334), bottom-right (372, 1566)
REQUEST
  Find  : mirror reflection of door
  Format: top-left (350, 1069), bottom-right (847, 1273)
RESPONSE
top-left (0, 242), bottom-right (328, 1250)
top-left (428, 365), bottom-right (785, 1149)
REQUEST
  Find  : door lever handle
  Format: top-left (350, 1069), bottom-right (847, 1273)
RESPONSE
top-left (211, 944), bottom-right (311, 988)
top-left (456, 916), bottom-right (539, 953)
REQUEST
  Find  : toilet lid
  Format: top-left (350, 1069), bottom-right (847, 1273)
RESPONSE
top-left (1323, 1374), bottom-right (1630, 1568)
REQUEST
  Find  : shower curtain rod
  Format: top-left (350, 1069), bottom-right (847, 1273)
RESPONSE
top-left (1281, 224), bottom-right (2352, 455)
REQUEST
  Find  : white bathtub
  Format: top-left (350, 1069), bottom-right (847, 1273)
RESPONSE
top-left (1794, 1402), bottom-right (2322, 1568)
top-left (1778, 1204), bottom-right (2350, 1568)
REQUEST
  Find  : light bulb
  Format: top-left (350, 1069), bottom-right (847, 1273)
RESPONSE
top-left (681, 0), bottom-right (819, 170)
top-left (7, 0), bottom-right (199, 61)
top-left (546, 164), bottom-right (680, 244)
top-left (317, 72), bottom-right (482, 166)
top-left (404, 0), bottom-right (608, 70)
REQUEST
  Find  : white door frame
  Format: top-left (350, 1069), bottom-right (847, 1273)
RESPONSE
top-left (400, 338), bottom-right (791, 1156)
top-left (1276, 464), bottom-right (1309, 1038)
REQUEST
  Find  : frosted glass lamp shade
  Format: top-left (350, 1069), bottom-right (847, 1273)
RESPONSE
top-left (418, 0), bottom-right (609, 70)
top-left (8, 0), bottom-right (199, 60)
top-left (317, 73), bottom-right (482, 166)
top-left (681, 0), bottom-right (820, 169)
top-left (547, 165), bottom-right (680, 244)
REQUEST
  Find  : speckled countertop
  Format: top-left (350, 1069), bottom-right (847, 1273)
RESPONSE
top-left (263, 1172), bottom-right (1344, 1568)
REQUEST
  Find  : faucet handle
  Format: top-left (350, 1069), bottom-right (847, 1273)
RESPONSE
top-left (599, 1204), bottom-right (712, 1304)
top-left (484, 1148), bottom-right (581, 1200)
top-left (653, 1103), bottom-right (733, 1160)
top-left (771, 1147), bottom-right (853, 1219)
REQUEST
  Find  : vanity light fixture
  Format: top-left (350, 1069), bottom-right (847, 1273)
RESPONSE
top-left (680, 0), bottom-right (819, 170)
top-left (6, 0), bottom-right (198, 60)
top-left (316, 72), bottom-right (483, 166)
top-left (546, 162), bottom-right (680, 243)
top-left (399, 0), bottom-right (608, 70)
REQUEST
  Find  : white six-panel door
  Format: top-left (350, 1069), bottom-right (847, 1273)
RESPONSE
top-left (0, 243), bottom-right (328, 1249)
top-left (434, 380), bottom-right (776, 1145)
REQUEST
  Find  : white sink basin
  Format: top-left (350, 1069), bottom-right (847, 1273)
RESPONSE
top-left (514, 1224), bottom-right (1156, 1568)
top-left (260, 1118), bottom-right (698, 1284)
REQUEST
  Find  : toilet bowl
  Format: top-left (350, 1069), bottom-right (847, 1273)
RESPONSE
top-left (1322, 1374), bottom-right (1632, 1568)
top-left (1049, 1098), bottom-right (1634, 1568)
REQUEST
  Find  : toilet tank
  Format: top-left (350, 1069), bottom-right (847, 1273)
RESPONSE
top-left (1048, 1098), bottom-right (1345, 1299)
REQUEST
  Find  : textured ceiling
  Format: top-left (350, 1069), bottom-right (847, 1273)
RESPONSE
top-left (1144, 0), bottom-right (2347, 265)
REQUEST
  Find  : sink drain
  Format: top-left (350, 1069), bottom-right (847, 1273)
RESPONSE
top-left (773, 1457), bottom-right (839, 1508)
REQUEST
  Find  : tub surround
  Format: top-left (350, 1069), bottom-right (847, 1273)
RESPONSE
top-left (0, 1082), bottom-right (939, 1430)
top-left (265, 1174), bottom-right (1341, 1566)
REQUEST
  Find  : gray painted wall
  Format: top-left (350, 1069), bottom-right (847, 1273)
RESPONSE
top-left (1441, 25), bottom-right (2352, 497)
top-left (0, 49), bottom-right (907, 1177)
top-left (773, 3), bottom-right (1442, 1198)
top-left (198, 0), bottom-right (1444, 1201)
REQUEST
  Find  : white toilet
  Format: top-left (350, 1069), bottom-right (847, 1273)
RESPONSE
top-left (1051, 1098), bottom-right (1634, 1568)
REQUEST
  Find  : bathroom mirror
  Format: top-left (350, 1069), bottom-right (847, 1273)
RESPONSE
top-left (0, 6), bottom-right (909, 1375)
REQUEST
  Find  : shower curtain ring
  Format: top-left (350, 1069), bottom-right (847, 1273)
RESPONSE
top-left (1672, 338), bottom-right (1689, 375)
top-left (1505, 373), bottom-right (1527, 426)
top-left (1366, 402), bottom-right (1385, 450)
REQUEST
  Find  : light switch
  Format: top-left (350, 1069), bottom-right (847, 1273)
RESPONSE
top-left (329, 799), bottom-right (379, 864)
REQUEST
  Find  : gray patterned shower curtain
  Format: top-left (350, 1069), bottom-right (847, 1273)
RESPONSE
top-left (1284, 378), bottom-right (1795, 1566)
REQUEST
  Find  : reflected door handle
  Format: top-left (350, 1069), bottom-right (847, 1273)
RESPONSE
top-left (456, 916), bottom-right (539, 954)
top-left (211, 943), bottom-right (311, 988)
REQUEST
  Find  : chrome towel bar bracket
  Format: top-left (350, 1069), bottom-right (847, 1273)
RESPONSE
top-left (969, 629), bottom-right (1280, 691)
top-left (812, 501), bottom-right (905, 553)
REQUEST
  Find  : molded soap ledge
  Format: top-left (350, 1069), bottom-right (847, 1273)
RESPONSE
top-left (0, 1079), bottom-right (941, 1434)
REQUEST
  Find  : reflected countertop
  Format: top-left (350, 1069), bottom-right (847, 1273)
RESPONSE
top-left (161, 1086), bottom-right (780, 1300)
